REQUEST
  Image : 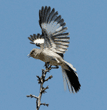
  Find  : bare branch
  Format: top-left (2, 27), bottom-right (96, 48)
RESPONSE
top-left (26, 94), bottom-right (38, 99)
top-left (40, 103), bottom-right (49, 107)
top-left (45, 75), bottom-right (53, 82)
top-left (26, 62), bottom-right (58, 110)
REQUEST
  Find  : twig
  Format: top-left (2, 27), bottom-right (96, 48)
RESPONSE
top-left (26, 63), bottom-right (58, 110)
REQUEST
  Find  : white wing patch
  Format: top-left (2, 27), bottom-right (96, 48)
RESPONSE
top-left (34, 38), bottom-right (44, 44)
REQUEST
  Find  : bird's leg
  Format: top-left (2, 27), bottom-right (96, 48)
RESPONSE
top-left (44, 62), bottom-right (50, 68)
top-left (44, 62), bottom-right (59, 70)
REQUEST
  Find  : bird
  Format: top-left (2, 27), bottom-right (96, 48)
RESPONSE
top-left (28, 6), bottom-right (81, 93)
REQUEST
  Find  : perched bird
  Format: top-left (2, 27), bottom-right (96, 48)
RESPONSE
top-left (28, 6), bottom-right (81, 93)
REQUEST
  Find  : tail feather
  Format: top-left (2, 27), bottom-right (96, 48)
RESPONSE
top-left (62, 62), bottom-right (81, 93)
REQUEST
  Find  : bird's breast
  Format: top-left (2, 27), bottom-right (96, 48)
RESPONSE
top-left (39, 49), bottom-right (63, 66)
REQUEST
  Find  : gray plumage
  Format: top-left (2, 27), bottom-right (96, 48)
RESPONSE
top-left (28, 6), bottom-right (81, 93)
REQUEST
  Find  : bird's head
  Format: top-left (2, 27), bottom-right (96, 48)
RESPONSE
top-left (28, 49), bottom-right (40, 59)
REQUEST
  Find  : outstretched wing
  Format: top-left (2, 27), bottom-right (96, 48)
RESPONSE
top-left (28, 6), bottom-right (70, 54)
top-left (28, 33), bottom-right (44, 47)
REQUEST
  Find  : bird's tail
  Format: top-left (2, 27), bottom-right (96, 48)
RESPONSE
top-left (61, 61), bottom-right (81, 93)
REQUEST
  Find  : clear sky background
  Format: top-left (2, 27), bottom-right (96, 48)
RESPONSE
top-left (0, 0), bottom-right (107, 110)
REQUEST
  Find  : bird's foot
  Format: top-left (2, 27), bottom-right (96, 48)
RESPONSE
top-left (44, 62), bottom-right (50, 68)
top-left (44, 63), bottom-right (59, 70)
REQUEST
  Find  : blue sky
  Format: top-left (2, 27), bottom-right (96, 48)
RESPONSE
top-left (0, 0), bottom-right (107, 110)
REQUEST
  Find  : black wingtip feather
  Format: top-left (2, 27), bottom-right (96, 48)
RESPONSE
top-left (61, 22), bottom-right (66, 26)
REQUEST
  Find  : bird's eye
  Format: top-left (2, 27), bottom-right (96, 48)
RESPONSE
top-left (31, 50), bottom-right (34, 54)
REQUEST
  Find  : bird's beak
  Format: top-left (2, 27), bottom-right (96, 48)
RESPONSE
top-left (27, 54), bottom-right (31, 58)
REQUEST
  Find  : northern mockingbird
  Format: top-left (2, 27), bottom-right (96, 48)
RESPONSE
top-left (28, 6), bottom-right (81, 93)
